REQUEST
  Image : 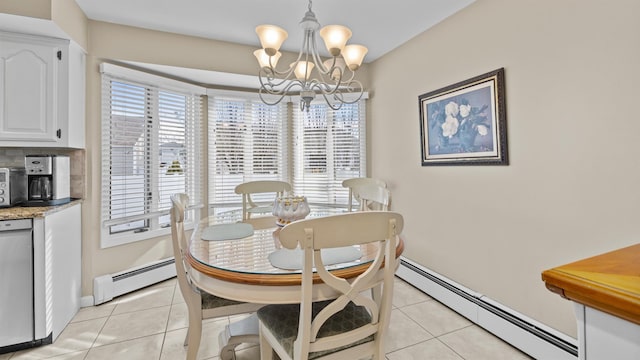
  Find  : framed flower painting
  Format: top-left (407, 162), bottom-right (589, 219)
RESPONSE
top-left (418, 68), bottom-right (508, 166)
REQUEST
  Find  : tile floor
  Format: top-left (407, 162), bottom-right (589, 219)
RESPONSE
top-left (1, 277), bottom-right (533, 360)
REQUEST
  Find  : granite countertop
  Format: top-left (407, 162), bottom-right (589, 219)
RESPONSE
top-left (0, 199), bottom-right (83, 220)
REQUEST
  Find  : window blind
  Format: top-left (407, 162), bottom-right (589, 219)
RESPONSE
top-left (292, 100), bottom-right (366, 206)
top-left (101, 63), bottom-right (203, 248)
top-left (207, 90), bottom-right (288, 213)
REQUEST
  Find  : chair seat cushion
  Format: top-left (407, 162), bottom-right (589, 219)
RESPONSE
top-left (201, 290), bottom-right (245, 308)
top-left (257, 300), bottom-right (373, 359)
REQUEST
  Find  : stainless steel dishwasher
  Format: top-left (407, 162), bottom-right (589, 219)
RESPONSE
top-left (0, 219), bottom-right (33, 349)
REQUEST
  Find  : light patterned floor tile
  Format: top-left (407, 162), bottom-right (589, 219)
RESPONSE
top-left (45, 350), bottom-right (89, 360)
top-left (400, 299), bottom-right (472, 336)
top-left (94, 306), bottom-right (170, 346)
top-left (439, 325), bottom-right (533, 360)
top-left (0, 353), bottom-right (13, 360)
top-left (384, 308), bottom-right (434, 353)
top-left (393, 279), bottom-right (432, 308)
top-left (160, 318), bottom-right (230, 360)
top-left (167, 302), bottom-right (189, 331)
top-left (111, 285), bottom-right (175, 315)
top-left (85, 334), bottom-right (164, 360)
top-left (70, 303), bottom-right (116, 323)
top-left (172, 286), bottom-right (185, 304)
top-left (387, 338), bottom-right (464, 360)
top-left (11, 317), bottom-right (107, 359)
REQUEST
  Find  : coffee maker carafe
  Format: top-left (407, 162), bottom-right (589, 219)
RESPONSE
top-left (25, 155), bottom-right (71, 206)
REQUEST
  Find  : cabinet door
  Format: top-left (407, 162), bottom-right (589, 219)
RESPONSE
top-left (0, 37), bottom-right (60, 142)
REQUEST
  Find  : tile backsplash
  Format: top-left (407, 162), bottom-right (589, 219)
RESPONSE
top-left (0, 148), bottom-right (85, 200)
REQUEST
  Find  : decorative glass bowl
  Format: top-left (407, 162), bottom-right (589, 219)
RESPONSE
top-left (272, 195), bottom-right (310, 226)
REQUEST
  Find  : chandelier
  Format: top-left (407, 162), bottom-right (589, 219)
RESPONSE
top-left (254, 0), bottom-right (368, 112)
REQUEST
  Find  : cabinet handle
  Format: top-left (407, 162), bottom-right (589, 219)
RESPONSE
top-left (56, 129), bottom-right (62, 138)
top-left (57, 50), bottom-right (62, 60)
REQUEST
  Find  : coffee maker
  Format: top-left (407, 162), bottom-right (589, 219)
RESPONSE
top-left (25, 155), bottom-right (71, 206)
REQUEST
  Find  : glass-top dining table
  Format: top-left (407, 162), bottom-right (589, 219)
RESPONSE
top-left (186, 212), bottom-right (405, 304)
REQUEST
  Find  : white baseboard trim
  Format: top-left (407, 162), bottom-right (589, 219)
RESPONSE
top-left (397, 257), bottom-right (578, 360)
top-left (93, 257), bottom-right (177, 305)
top-left (80, 296), bottom-right (95, 308)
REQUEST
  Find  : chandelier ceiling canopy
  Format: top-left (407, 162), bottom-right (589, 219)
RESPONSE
top-left (254, 0), bottom-right (368, 111)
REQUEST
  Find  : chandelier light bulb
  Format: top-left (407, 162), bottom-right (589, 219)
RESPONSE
top-left (319, 25), bottom-right (352, 57)
top-left (323, 58), bottom-right (346, 81)
top-left (290, 61), bottom-right (315, 81)
top-left (342, 44), bottom-right (368, 71)
top-left (254, 49), bottom-right (281, 68)
top-left (256, 25), bottom-right (288, 56)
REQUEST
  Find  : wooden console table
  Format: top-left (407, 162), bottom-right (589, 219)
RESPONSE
top-left (541, 243), bottom-right (640, 360)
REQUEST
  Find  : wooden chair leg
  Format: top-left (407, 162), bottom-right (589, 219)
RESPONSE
top-left (186, 302), bottom-right (203, 360)
top-left (259, 323), bottom-right (274, 360)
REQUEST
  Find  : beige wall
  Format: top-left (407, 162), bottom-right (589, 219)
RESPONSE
top-left (0, 0), bottom-right (51, 19)
top-left (51, 0), bottom-right (88, 49)
top-left (369, 0), bottom-right (640, 337)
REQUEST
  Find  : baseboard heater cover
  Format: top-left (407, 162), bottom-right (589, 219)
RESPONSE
top-left (93, 257), bottom-right (177, 305)
top-left (397, 257), bottom-right (578, 360)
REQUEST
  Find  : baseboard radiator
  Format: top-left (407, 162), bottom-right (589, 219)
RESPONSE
top-left (93, 257), bottom-right (177, 305)
top-left (397, 257), bottom-right (578, 360)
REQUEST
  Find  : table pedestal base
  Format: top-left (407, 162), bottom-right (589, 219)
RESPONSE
top-left (218, 313), bottom-right (259, 360)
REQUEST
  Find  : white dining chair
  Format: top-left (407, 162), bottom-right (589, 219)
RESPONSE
top-left (234, 180), bottom-right (292, 221)
top-left (170, 193), bottom-right (262, 360)
top-left (353, 183), bottom-right (391, 211)
top-left (341, 177), bottom-right (387, 212)
top-left (256, 211), bottom-right (404, 360)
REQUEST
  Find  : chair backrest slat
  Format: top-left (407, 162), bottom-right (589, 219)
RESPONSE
top-left (170, 193), bottom-right (195, 304)
top-left (341, 177), bottom-right (387, 212)
top-left (354, 183), bottom-right (391, 211)
top-left (234, 180), bottom-right (292, 221)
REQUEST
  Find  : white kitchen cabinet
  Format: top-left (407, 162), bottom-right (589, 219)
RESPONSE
top-left (33, 203), bottom-right (82, 341)
top-left (0, 31), bottom-right (85, 148)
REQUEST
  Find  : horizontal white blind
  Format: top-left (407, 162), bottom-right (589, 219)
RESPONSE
top-left (101, 64), bottom-right (202, 246)
top-left (102, 79), bottom-right (150, 233)
top-left (208, 92), bottom-right (288, 208)
top-left (292, 100), bottom-right (366, 205)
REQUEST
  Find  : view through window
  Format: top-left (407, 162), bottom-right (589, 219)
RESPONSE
top-left (208, 90), bottom-right (367, 221)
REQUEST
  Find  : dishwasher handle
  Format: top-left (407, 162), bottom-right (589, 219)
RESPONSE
top-left (0, 219), bottom-right (32, 232)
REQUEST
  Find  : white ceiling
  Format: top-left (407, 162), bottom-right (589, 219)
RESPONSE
top-left (72, 0), bottom-right (474, 87)
top-left (74, 0), bottom-right (474, 62)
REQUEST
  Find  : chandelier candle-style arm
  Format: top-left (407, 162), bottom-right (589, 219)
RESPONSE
top-left (254, 0), bottom-right (368, 111)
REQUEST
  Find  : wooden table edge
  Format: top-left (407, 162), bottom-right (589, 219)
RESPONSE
top-left (188, 237), bottom-right (405, 286)
top-left (541, 268), bottom-right (640, 325)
